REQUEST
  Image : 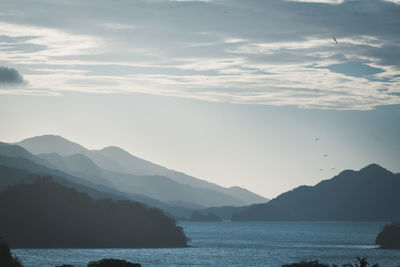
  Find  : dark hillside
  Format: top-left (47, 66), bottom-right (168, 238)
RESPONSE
top-left (0, 177), bottom-right (187, 248)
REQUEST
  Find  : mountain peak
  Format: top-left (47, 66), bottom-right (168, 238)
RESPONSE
top-left (23, 134), bottom-right (66, 142)
top-left (17, 135), bottom-right (88, 156)
top-left (360, 163), bottom-right (388, 172)
top-left (101, 146), bottom-right (128, 154)
top-left (232, 163), bottom-right (400, 221)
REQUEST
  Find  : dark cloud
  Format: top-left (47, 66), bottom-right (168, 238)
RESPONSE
top-left (0, 67), bottom-right (24, 84)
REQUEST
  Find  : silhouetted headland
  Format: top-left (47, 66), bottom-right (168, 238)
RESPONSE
top-left (0, 177), bottom-right (187, 248)
top-left (375, 222), bottom-right (400, 249)
top-left (0, 236), bottom-right (23, 267)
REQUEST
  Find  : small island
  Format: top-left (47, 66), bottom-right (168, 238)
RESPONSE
top-left (375, 222), bottom-right (400, 249)
top-left (189, 211), bottom-right (222, 222)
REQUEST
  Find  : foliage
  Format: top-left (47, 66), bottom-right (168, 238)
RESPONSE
top-left (283, 257), bottom-right (381, 267)
top-left (0, 176), bottom-right (187, 248)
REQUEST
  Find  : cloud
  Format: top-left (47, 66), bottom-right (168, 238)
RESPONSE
top-left (287, 0), bottom-right (345, 4)
top-left (0, 0), bottom-right (399, 109)
top-left (0, 67), bottom-right (24, 84)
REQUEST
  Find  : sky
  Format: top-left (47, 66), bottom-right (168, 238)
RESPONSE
top-left (0, 0), bottom-right (399, 198)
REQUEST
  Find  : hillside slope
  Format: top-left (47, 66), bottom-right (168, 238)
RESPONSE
top-left (0, 178), bottom-right (187, 248)
top-left (232, 164), bottom-right (400, 221)
top-left (16, 135), bottom-right (268, 205)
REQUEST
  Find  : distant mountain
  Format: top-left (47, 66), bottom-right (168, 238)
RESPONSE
top-left (37, 153), bottom-right (114, 187)
top-left (17, 135), bottom-right (87, 156)
top-left (200, 205), bottom-right (250, 220)
top-left (34, 151), bottom-right (251, 207)
top-left (0, 144), bottom-right (178, 212)
top-left (0, 142), bottom-right (49, 167)
top-left (0, 177), bottom-right (187, 248)
top-left (188, 211), bottom-right (222, 222)
top-left (93, 146), bottom-right (269, 204)
top-left (16, 135), bottom-right (268, 206)
top-left (0, 143), bottom-right (247, 218)
top-left (232, 164), bottom-right (400, 221)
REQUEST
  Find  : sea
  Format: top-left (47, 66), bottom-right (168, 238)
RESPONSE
top-left (12, 221), bottom-right (400, 267)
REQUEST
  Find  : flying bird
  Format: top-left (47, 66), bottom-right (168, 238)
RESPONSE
top-left (332, 36), bottom-right (338, 44)
top-left (323, 154), bottom-right (328, 158)
top-left (314, 138), bottom-right (320, 142)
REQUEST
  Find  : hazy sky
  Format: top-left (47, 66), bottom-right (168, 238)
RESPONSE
top-left (0, 0), bottom-right (399, 198)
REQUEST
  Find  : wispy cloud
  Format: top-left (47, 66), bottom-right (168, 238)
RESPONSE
top-left (0, 0), bottom-right (399, 109)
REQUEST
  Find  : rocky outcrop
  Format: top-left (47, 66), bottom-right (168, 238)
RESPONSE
top-left (0, 238), bottom-right (23, 267)
top-left (87, 258), bottom-right (141, 267)
top-left (376, 222), bottom-right (400, 249)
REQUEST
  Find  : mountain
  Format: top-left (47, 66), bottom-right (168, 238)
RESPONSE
top-left (232, 164), bottom-right (400, 221)
top-left (0, 142), bottom-right (49, 167)
top-left (0, 144), bottom-right (178, 212)
top-left (0, 143), bottom-right (244, 218)
top-left (93, 146), bottom-right (268, 204)
top-left (6, 140), bottom-right (245, 207)
top-left (16, 135), bottom-right (268, 206)
top-left (34, 151), bottom-right (249, 207)
top-left (17, 135), bottom-right (88, 156)
top-left (37, 153), bottom-right (114, 187)
top-left (0, 177), bottom-right (187, 248)
top-left (200, 205), bottom-right (250, 220)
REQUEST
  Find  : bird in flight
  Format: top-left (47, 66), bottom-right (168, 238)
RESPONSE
top-left (323, 154), bottom-right (328, 158)
top-left (332, 36), bottom-right (338, 44)
top-left (314, 138), bottom-right (320, 142)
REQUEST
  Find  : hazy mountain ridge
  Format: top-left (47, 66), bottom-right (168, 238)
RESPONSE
top-left (232, 164), bottom-right (400, 221)
top-left (32, 149), bottom-right (251, 207)
top-left (15, 135), bottom-right (268, 206)
top-left (0, 145), bottom-right (181, 212)
top-left (17, 135), bottom-right (87, 156)
top-left (93, 146), bottom-right (268, 204)
top-left (37, 153), bottom-right (114, 187)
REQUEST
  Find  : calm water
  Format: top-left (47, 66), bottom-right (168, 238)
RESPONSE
top-left (13, 221), bottom-right (400, 267)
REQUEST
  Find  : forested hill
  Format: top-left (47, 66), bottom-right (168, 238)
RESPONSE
top-left (0, 177), bottom-right (188, 248)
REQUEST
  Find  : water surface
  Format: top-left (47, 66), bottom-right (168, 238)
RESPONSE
top-left (13, 221), bottom-right (400, 267)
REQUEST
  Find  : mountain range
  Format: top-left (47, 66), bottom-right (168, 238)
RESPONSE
top-left (2, 135), bottom-right (398, 222)
top-left (0, 135), bottom-right (268, 213)
top-left (231, 164), bottom-right (400, 221)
